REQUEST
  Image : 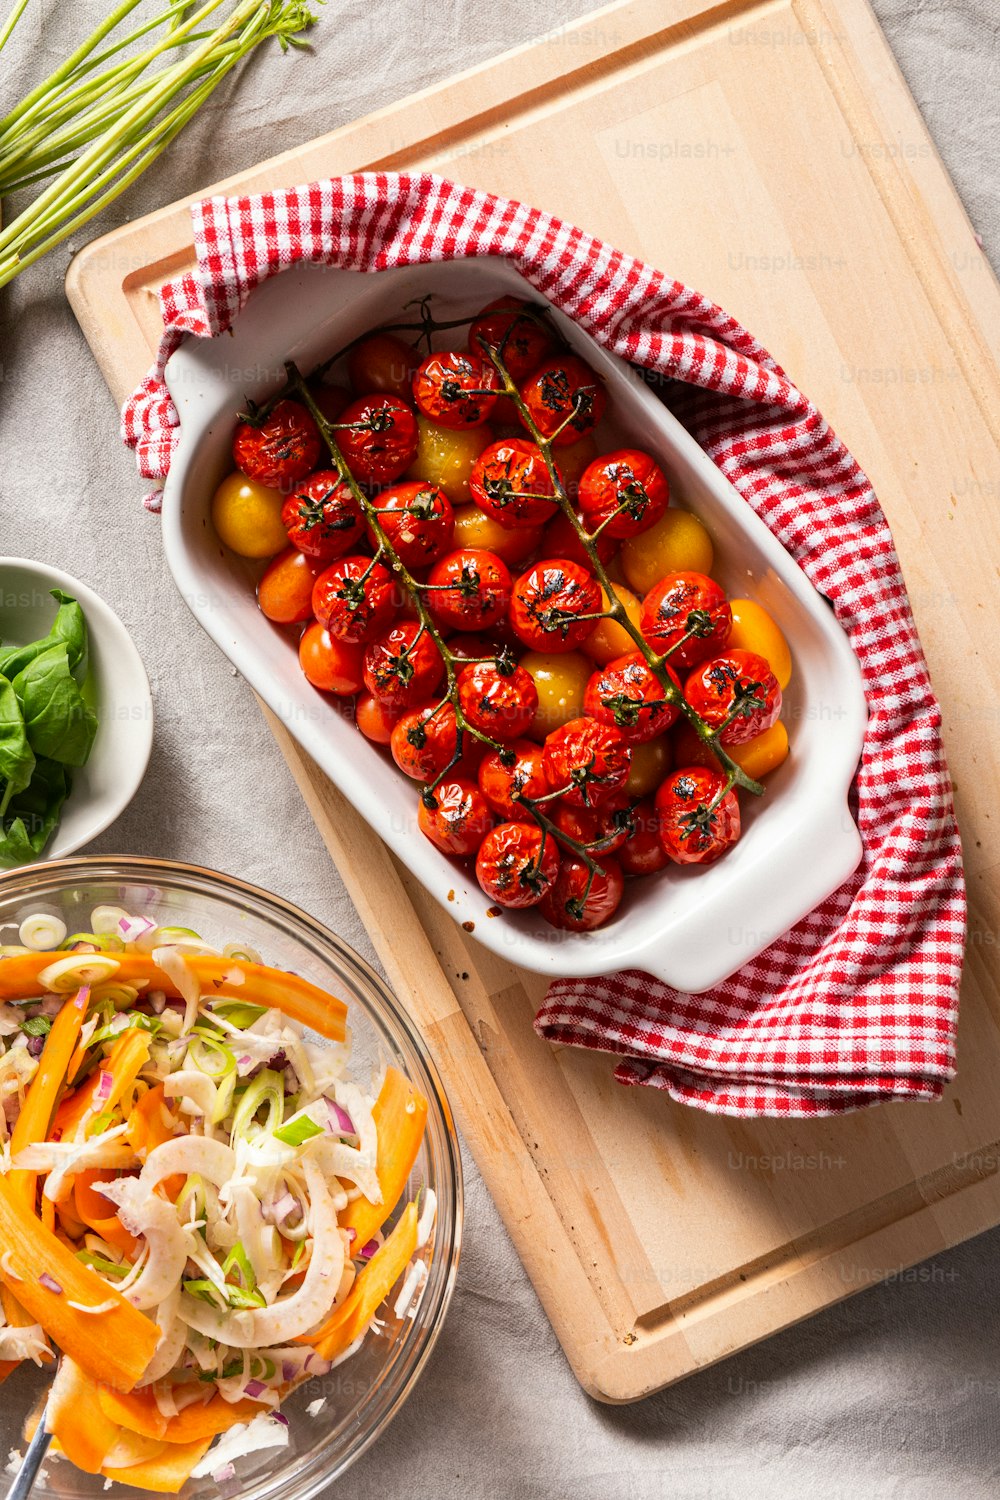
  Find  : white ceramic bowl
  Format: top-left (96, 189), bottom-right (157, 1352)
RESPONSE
top-left (161, 260), bottom-right (867, 992)
top-left (0, 559), bottom-right (153, 861)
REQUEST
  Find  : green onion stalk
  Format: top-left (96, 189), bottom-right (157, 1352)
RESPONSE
top-left (0, 0), bottom-right (317, 289)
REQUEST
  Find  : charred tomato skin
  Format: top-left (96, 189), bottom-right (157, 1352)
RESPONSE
top-left (418, 776), bottom-right (494, 857)
top-left (457, 661), bottom-right (538, 743)
top-left (640, 571), bottom-right (732, 670)
top-left (518, 356), bottom-right (606, 447)
top-left (583, 653), bottom-right (681, 743)
top-left (683, 650), bottom-right (782, 747)
top-left (468, 438), bottom-right (557, 530)
top-left (539, 854), bottom-right (624, 931)
top-left (475, 821), bottom-right (561, 908)
top-left (362, 621), bottom-right (445, 709)
top-left (312, 555), bottom-right (399, 643)
top-left (412, 351), bottom-right (499, 430)
top-left (426, 548), bottom-right (512, 631)
top-left (578, 449), bottom-right (670, 539)
top-left (655, 766), bottom-right (741, 865)
top-left (233, 399), bottom-right (321, 491)
top-left (542, 717), bottom-right (632, 809)
top-left (337, 394), bottom-right (419, 484)
top-left (510, 557), bottom-right (602, 654)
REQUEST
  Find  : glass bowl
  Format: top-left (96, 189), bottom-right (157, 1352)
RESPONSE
top-left (0, 857), bottom-right (462, 1500)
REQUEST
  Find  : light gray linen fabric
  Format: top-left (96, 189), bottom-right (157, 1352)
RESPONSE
top-left (1, 2), bottom-right (998, 1494)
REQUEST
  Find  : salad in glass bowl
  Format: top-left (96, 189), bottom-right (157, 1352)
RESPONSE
top-left (0, 859), bottom-right (460, 1498)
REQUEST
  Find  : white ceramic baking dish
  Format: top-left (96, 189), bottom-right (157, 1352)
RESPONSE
top-left (161, 259), bottom-right (867, 992)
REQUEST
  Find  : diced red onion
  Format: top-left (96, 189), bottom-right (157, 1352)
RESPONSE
top-left (236, 1054), bottom-right (256, 1078)
top-left (270, 1413), bottom-right (289, 1428)
top-left (303, 1352), bottom-right (331, 1376)
top-left (211, 1463), bottom-right (236, 1484)
top-left (324, 1098), bottom-right (355, 1136)
top-left (265, 1192), bottom-right (298, 1226)
top-left (27, 1036), bottom-right (45, 1057)
top-left (359, 1239), bottom-right (379, 1261)
top-left (281, 1360), bottom-right (298, 1382)
top-left (118, 915), bottom-right (157, 943)
top-left (345, 1228), bottom-right (356, 1245)
top-left (95, 1070), bottom-right (114, 1103)
top-left (243, 1380), bottom-right (267, 1399)
top-left (39, 1272), bottom-right (63, 1294)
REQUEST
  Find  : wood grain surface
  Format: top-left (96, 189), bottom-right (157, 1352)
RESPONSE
top-left (66, 0), bottom-right (1000, 1402)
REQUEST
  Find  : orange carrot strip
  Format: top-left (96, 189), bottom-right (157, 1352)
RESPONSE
top-left (0, 953), bottom-right (347, 1041)
top-left (48, 1357), bottom-right (125, 1473)
top-left (74, 1169), bottom-right (140, 1258)
top-left (308, 1202), bottom-right (418, 1361)
top-left (98, 1386), bottom-right (263, 1443)
top-left (53, 1027), bottom-right (150, 1142)
top-left (0, 1173), bottom-right (159, 1389)
top-left (100, 1436), bottom-right (213, 1494)
top-left (9, 985), bottom-right (90, 1209)
top-left (340, 1067), bottom-right (428, 1251)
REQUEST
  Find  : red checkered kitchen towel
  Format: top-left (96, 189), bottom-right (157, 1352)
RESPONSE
top-left (122, 173), bottom-right (966, 1118)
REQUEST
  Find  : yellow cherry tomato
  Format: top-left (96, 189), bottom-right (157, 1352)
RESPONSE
top-left (211, 471), bottom-right (287, 559)
top-left (624, 734), bottom-right (672, 797)
top-left (406, 416), bottom-right (494, 504)
top-left (621, 509), bottom-right (714, 595)
top-left (727, 599), bottom-right (793, 689)
top-left (451, 505), bottom-right (542, 564)
top-left (555, 433), bottom-right (598, 498)
top-left (520, 650), bottom-right (591, 740)
top-left (584, 585), bottom-right (643, 664)
top-left (673, 719), bottom-right (789, 780)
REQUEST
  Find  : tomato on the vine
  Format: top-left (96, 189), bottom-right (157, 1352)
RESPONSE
top-left (475, 822), bottom-right (560, 908)
top-left (618, 798), bottom-right (669, 876)
top-left (348, 334), bottom-right (416, 402)
top-left (337, 394), bottom-right (419, 484)
top-left (551, 792), bottom-right (635, 855)
top-left (578, 449), bottom-right (669, 539)
top-left (539, 507), bottom-right (617, 570)
top-left (299, 623), bottom-right (365, 696)
top-left (542, 717), bottom-right (631, 808)
top-left (468, 438), bottom-right (557, 529)
top-left (418, 777), bottom-right (494, 857)
top-left (510, 558), bottom-right (603, 654)
top-left (655, 767), bottom-right (741, 865)
top-left (426, 548), bottom-right (512, 631)
top-left (390, 702), bottom-right (460, 782)
top-left (282, 471), bottom-right (365, 562)
top-left (362, 621), bottom-right (444, 709)
top-left (312, 556), bottom-right (399, 644)
top-left (371, 482), bottom-right (454, 568)
top-left (477, 739), bottom-right (549, 818)
top-left (457, 661), bottom-right (538, 743)
top-left (310, 383), bottom-right (351, 426)
top-left (467, 298), bottom-right (556, 382)
top-left (519, 356), bottom-right (606, 447)
top-left (539, 854), bottom-right (624, 931)
top-left (257, 548), bottom-right (320, 624)
top-left (683, 650), bottom-right (782, 746)
top-left (412, 351), bottom-right (498, 429)
top-left (583, 653), bottom-right (680, 743)
top-left (640, 571), bottom-right (732, 669)
top-left (233, 399), bottom-right (321, 491)
top-left (355, 692), bottom-right (401, 745)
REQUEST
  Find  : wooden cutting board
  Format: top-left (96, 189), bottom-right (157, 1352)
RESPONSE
top-left (66, 0), bottom-right (1000, 1402)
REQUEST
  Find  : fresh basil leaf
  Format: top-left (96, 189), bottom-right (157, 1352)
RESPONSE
top-left (0, 590), bottom-right (88, 682)
top-left (0, 673), bottom-right (35, 818)
top-left (0, 757), bottom-right (70, 866)
top-left (14, 642), bottom-right (97, 766)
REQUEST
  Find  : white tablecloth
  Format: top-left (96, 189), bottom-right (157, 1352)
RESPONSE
top-left (1, 2), bottom-right (998, 1494)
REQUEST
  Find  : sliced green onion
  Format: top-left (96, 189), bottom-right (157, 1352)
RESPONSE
top-left (211, 1000), bottom-right (267, 1029)
top-left (222, 1241), bottom-right (256, 1292)
top-left (59, 932), bottom-right (126, 953)
top-left (291, 1240), bottom-right (305, 1271)
top-left (222, 942), bottom-right (261, 964)
top-left (273, 1114), bottom-right (323, 1147)
top-left (187, 1029), bottom-right (236, 1080)
top-left (229, 1068), bottom-right (284, 1143)
top-left (76, 1250), bottom-right (128, 1278)
top-left (183, 1278), bottom-right (227, 1308)
top-left (21, 1015), bottom-right (51, 1038)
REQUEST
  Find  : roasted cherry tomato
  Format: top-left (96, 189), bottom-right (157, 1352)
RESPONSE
top-left (362, 621), bottom-right (444, 709)
top-left (451, 504), bottom-right (543, 564)
top-left (583, 653), bottom-right (680, 743)
top-left (519, 356), bottom-right (606, 447)
top-left (624, 734), bottom-right (671, 797)
top-left (542, 717), bottom-right (631, 808)
top-left (412, 351), bottom-right (498, 430)
top-left (683, 650), bottom-right (782, 746)
top-left (554, 434), bottom-right (598, 500)
top-left (312, 556), bottom-right (399, 644)
top-left (418, 776), bottom-right (494, 857)
top-left (390, 702), bottom-right (460, 782)
top-left (578, 449), bottom-right (669, 539)
top-left (468, 438), bottom-right (557, 529)
top-left (539, 854), bottom-right (624, 931)
top-left (257, 547), bottom-right (319, 624)
top-left (519, 650), bottom-right (591, 740)
top-left (337, 394), bottom-right (418, 484)
top-left (426, 548), bottom-right (512, 631)
top-left (467, 298), bottom-right (557, 382)
top-left (355, 692), bottom-right (401, 745)
top-left (310, 383), bottom-right (351, 426)
top-left (655, 766), bottom-right (741, 865)
top-left (475, 821), bottom-right (560, 908)
top-left (618, 798), bottom-right (669, 877)
top-left (299, 623), bottom-right (365, 696)
top-left (539, 507), bottom-right (617, 570)
top-left (510, 558), bottom-right (602, 654)
top-left (405, 417), bottom-right (494, 504)
top-left (550, 793), bottom-right (635, 856)
top-left (726, 599), bottom-right (792, 690)
top-left (348, 334), bottom-right (417, 403)
top-left (672, 719), bottom-right (789, 782)
top-left (622, 509), bottom-right (714, 594)
top-left (457, 661), bottom-right (538, 743)
top-left (282, 471), bottom-right (365, 562)
top-left (584, 585), bottom-right (643, 665)
top-left (232, 399), bottom-right (321, 491)
top-left (212, 473), bottom-right (288, 558)
top-left (640, 571), bottom-right (732, 669)
top-left (371, 482), bottom-right (454, 568)
top-left (477, 739), bottom-right (549, 818)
